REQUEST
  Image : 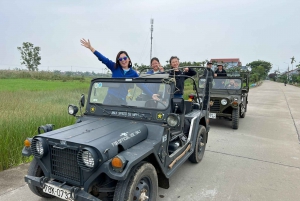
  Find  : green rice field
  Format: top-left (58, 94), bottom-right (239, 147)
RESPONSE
top-left (0, 79), bottom-right (90, 171)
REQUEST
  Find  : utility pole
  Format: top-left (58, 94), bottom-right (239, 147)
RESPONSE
top-left (288, 65), bottom-right (289, 84)
top-left (284, 62), bottom-right (289, 84)
top-left (150, 18), bottom-right (154, 64)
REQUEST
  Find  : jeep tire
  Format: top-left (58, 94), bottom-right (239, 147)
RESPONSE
top-left (189, 126), bottom-right (207, 163)
top-left (232, 108), bottom-right (239, 129)
top-left (27, 158), bottom-right (54, 198)
top-left (113, 162), bottom-right (158, 201)
top-left (240, 105), bottom-right (246, 118)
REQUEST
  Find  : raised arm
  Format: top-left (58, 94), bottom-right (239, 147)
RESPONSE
top-left (183, 67), bottom-right (196, 79)
top-left (80, 38), bottom-right (115, 71)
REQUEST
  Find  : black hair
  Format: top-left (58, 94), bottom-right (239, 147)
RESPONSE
top-left (169, 56), bottom-right (179, 64)
top-left (115, 51), bottom-right (132, 68)
top-left (151, 57), bottom-right (160, 64)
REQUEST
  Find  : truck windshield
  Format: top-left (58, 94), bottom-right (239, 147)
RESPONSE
top-left (89, 82), bottom-right (171, 109)
top-left (199, 78), bottom-right (242, 90)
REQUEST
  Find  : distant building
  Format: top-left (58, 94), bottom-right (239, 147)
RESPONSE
top-left (281, 68), bottom-right (300, 76)
top-left (210, 58), bottom-right (242, 70)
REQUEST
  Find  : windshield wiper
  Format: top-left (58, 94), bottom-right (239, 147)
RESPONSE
top-left (120, 105), bottom-right (137, 108)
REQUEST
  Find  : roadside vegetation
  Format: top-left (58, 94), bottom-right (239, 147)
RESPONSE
top-left (269, 72), bottom-right (300, 86)
top-left (0, 75), bottom-right (90, 171)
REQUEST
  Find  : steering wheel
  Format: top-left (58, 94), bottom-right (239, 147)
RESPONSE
top-left (144, 99), bottom-right (167, 108)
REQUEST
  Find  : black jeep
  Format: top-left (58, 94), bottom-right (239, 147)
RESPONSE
top-left (22, 72), bottom-right (211, 201)
top-left (198, 68), bottom-right (250, 129)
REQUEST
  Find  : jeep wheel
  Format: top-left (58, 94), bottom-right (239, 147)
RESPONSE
top-left (189, 126), bottom-right (207, 163)
top-left (232, 108), bottom-right (239, 129)
top-left (240, 104), bottom-right (246, 118)
top-left (27, 158), bottom-right (54, 198)
top-left (113, 162), bottom-right (158, 201)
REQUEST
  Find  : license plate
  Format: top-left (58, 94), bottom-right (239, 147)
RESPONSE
top-left (43, 183), bottom-right (73, 201)
top-left (209, 113), bottom-right (216, 119)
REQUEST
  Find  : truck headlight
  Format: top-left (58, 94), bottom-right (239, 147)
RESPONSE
top-left (36, 141), bottom-right (44, 155)
top-left (221, 99), bottom-right (227, 105)
top-left (167, 113), bottom-right (180, 127)
top-left (78, 148), bottom-right (99, 171)
top-left (31, 138), bottom-right (47, 158)
top-left (82, 150), bottom-right (94, 167)
top-left (68, 104), bottom-right (78, 116)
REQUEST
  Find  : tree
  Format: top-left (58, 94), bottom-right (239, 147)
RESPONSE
top-left (17, 42), bottom-right (41, 71)
top-left (246, 60), bottom-right (272, 76)
top-left (247, 60), bottom-right (272, 82)
top-left (290, 56), bottom-right (296, 64)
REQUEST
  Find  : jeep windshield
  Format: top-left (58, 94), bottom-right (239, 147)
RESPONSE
top-left (199, 78), bottom-right (242, 90)
top-left (89, 81), bottom-right (171, 109)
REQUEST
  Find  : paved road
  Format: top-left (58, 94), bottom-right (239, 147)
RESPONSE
top-left (1, 81), bottom-right (299, 201)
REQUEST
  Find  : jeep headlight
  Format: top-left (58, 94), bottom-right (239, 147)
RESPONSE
top-left (36, 141), bottom-right (44, 155)
top-left (78, 148), bottom-right (99, 171)
top-left (221, 99), bottom-right (227, 105)
top-left (31, 138), bottom-right (47, 158)
top-left (68, 104), bottom-right (78, 116)
top-left (82, 150), bottom-right (94, 167)
top-left (167, 113), bottom-right (180, 127)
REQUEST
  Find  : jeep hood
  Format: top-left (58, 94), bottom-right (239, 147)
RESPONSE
top-left (38, 117), bottom-right (148, 159)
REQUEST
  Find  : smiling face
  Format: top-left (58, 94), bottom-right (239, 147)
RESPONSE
top-left (170, 58), bottom-right (179, 69)
top-left (118, 53), bottom-right (130, 69)
top-left (151, 60), bottom-right (160, 72)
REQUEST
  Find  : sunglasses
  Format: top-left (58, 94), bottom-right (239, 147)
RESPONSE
top-left (118, 56), bottom-right (128, 61)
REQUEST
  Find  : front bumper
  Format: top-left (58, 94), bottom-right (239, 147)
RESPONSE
top-left (25, 175), bottom-right (101, 201)
top-left (215, 113), bottom-right (232, 117)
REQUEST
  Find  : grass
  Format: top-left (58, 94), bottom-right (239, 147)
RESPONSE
top-left (0, 79), bottom-right (90, 92)
top-left (0, 79), bottom-right (90, 171)
top-left (0, 69), bottom-right (85, 81)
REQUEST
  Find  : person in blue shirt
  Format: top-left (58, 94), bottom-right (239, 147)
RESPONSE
top-left (145, 57), bottom-right (165, 95)
top-left (80, 38), bottom-right (159, 105)
top-left (147, 57), bottom-right (165, 74)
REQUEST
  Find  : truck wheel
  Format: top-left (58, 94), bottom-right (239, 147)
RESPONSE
top-left (189, 126), bottom-right (207, 163)
top-left (240, 105), bottom-right (246, 118)
top-left (27, 158), bottom-right (54, 198)
top-left (113, 162), bottom-right (158, 201)
top-left (232, 108), bottom-right (239, 129)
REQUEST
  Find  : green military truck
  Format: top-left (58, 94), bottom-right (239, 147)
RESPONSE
top-left (198, 67), bottom-right (250, 129)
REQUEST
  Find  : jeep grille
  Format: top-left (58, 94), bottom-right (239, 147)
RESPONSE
top-left (210, 99), bottom-right (220, 112)
top-left (50, 145), bottom-right (81, 183)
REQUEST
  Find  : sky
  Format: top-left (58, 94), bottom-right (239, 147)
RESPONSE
top-left (0, 0), bottom-right (299, 73)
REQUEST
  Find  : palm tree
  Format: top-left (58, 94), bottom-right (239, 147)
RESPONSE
top-left (291, 56), bottom-right (296, 64)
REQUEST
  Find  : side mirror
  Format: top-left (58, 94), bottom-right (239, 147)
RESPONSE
top-left (171, 98), bottom-right (185, 114)
top-left (80, 94), bottom-right (85, 107)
